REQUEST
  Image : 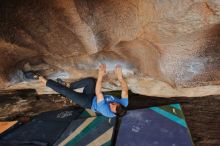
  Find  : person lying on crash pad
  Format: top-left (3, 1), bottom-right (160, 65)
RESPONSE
top-left (31, 64), bottom-right (128, 118)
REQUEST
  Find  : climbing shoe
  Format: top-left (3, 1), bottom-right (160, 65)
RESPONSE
top-left (57, 78), bottom-right (67, 86)
top-left (23, 71), bottom-right (40, 80)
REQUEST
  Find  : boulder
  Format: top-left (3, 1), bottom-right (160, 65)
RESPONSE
top-left (0, 0), bottom-right (220, 97)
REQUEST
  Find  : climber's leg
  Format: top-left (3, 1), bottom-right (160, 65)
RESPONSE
top-left (46, 79), bottom-right (93, 108)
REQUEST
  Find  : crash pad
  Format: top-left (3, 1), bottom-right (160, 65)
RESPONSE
top-left (58, 116), bottom-right (114, 146)
top-left (115, 104), bottom-right (194, 146)
top-left (0, 107), bottom-right (114, 146)
top-left (0, 103), bottom-right (193, 146)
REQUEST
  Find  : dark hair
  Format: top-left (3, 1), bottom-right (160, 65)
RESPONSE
top-left (116, 104), bottom-right (127, 117)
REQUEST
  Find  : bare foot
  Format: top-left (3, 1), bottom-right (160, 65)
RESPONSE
top-left (114, 64), bottom-right (123, 81)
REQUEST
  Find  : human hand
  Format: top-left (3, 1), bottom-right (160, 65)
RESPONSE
top-left (114, 64), bottom-right (123, 81)
top-left (98, 64), bottom-right (106, 78)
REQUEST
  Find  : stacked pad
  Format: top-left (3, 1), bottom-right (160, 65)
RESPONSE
top-left (56, 109), bottom-right (114, 146)
top-left (57, 116), bottom-right (114, 146)
top-left (0, 107), bottom-right (115, 146)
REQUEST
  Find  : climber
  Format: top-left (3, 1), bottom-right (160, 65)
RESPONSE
top-left (28, 64), bottom-right (128, 118)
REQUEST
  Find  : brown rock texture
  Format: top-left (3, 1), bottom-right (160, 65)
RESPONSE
top-left (0, 0), bottom-right (220, 97)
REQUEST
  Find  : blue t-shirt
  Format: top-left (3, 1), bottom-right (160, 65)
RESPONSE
top-left (91, 95), bottom-right (128, 118)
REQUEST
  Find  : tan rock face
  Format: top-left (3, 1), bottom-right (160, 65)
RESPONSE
top-left (0, 0), bottom-right (220, 97)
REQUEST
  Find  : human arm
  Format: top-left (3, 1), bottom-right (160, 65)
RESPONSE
top-left (119, 78), bottom-right (128, 98)
top-left (115, 65), bottom-right (128, 98)
top-left (95, 64), bottom-right (106, 102)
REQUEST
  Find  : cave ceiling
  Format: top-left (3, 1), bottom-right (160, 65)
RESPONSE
top-left (0, 0), bottom-right (220, 97)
